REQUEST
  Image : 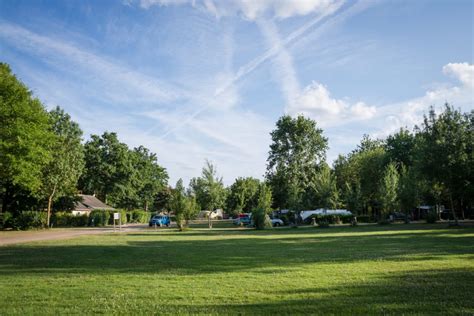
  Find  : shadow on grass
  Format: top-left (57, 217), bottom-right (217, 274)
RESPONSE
top-left (0, 225), bottom-right (473, 276)
top-left (159, 268), bottom-right (474, 314)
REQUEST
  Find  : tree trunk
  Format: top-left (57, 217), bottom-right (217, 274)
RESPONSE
top-left (47, 195), bottom-right (53, 228)
top-left (208, 213), bottom-right (212, 229)
top-left (47, 185), bottom-right (56, 228)
top-left (450, 194), bottom-right (459, 226)
top-left (144, 200), bottom-right (148, 212)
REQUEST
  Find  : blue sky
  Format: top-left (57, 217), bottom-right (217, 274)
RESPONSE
top-left (1, 0), bottom-right (473, 185)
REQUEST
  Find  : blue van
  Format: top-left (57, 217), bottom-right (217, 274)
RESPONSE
top-left (149, 215), bottom-right (171, 227)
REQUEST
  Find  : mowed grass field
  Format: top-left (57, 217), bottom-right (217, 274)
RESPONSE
top-left (0, 224), bottom-right (473, 315)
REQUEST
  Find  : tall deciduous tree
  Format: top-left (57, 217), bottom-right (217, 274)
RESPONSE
top-left (226, 177), bottom-right (260, 216)
top-left (415, 105), bottom-right (472, 224)
top-left (0, 63), bottom-right (54, 212)
top-left (80, 132), bottom-right (134, 205)
top-left (266, 115), bottom-right (328, 211)
top-left (169, 179), bottom-right (198, 230)
top-left (40, 107), bottom-right (84, 226)
top-left (189, 160), bottom-right (226, 228)
top-left (379, 162), bottom-right (399, 220)
top-left (132, 146), bottom-right (168, 211)
top-left (309, 163), bottom-right (340, 209)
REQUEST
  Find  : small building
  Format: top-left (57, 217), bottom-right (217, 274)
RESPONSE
top-left (72, 194), bottom-right (115, 216)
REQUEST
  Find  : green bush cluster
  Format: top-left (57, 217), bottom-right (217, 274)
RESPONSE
top-left (107, 209), bottom-right (128, 225)
top-left (127, 210), bottom-right (149, 223)
top-left (355, 215), bottom-right (372, 223)
top-left (51, 212), bottom-right (88, 227)
top-left (426, 211), bottom-right (438, 224)
top-left (252, 208), bottom-right (272, 230)
top-left (88, 210), bottom-right (111, 226)
top-left (11, 211), bottom-right (48, 230)
top-left (0, 212), bottom-right (13, 229)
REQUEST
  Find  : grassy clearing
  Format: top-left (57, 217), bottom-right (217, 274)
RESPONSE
top-left (0, 224), bottom-right (473, 315)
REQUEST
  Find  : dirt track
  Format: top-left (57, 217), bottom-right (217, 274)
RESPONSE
top-left (0, 224), bottom-right (148, 246)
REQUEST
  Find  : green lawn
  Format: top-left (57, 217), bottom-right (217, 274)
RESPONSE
top-left (1, 224), bottom-right (473, 315)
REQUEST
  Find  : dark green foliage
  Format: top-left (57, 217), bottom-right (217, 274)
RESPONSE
top-left (0, 63), bottom-right (54, 211)
top-left (0, 211), bottom-right (13, 229)
top-left (11, 211), bottom-right (48, 230)
top-left (79, 133), bottom-right (168, 210)
top-left (107, 209), bottom-right (128, 225)
top-left (266, 115), bottom-right (328, 210)
top-left (52, 212), bottom-right (88, 227)
top-left (252, 208), bottom-right (272, 230)
top-left (127, 210), bottom-right (149, 223)
top-left (426, 211), bottom-right (438, 224)
top-left (356, 215), bottom-right (372, 223)
top-left (88, 210), bottom-right (111, 227)
top-left (225, 177), bottom-right (261, 216)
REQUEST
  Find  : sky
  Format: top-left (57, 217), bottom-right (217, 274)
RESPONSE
top-left (1, 0), bottom-right (473, 186)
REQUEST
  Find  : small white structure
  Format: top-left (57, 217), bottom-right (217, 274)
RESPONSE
top-left (300, 209), bottom-right (352, 222)
top-left (197, 209), bottom-right (224, 220)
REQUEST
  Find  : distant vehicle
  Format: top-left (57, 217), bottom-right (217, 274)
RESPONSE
top-left (233, 213), bottom-right (285, 227)
top-left (149, 215), bottom-right (170, 227)
top-left (389, 212), bottom-right (411, 222)
top-left (271, 218), bottom-right (284, 227)
top-left (233, 213), bottom-right (251, 226)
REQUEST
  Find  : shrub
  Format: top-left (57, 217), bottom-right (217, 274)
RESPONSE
top-left (252, 208), bottom-right (272, 230)
top-left (52, 212), bottom-right (88, 227)
top-left (0, 212), bottom-right (13, 229)
top-left (108, 209), bottom-right (128, 225)
top-left (12, 211), bottom-right (47, 230)
top-left (317, 220), bottom-right (330, 228)
top-left (70, 214), bottom-right (88, 227)
top-left (356, 215), bottom-right (372, 223)
top-left (52, 212), bottom-right (71, 226)
top-left (127, 210), bottom-right (149, 223)
top-left (89, 210), bottom-right (111, 227)
top-left (426, 211), bottom-right (438, 224)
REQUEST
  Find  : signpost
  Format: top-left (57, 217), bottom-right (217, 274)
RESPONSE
top-left (113, 212), bottom-right (121, 232)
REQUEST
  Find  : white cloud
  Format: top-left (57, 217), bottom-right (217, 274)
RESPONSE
top-left (371, 62), bottom-right (474, 138)
top-left (287, 81), bottom-right (376, 125)
top-left (443, 62), bottom-right (474, 88)
top-left (139, 0), bottom-right (344, 20)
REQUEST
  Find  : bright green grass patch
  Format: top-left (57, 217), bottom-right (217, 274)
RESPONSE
top-left (0, 224), bottom-right (473, 315)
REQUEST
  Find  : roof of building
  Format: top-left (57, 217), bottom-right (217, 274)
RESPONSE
top-left (74, 194), bottom-right (115, 211)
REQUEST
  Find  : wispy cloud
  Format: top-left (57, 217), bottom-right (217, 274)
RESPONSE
top-left (0, 21), bottom-right (183, 107)
top-left (139, 0), bottom-right (344, 20)
top-left (370, 62), bottom-right (474, 138)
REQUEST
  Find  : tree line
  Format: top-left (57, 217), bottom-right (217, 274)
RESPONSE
top-left (0, 63), bottom-right (168, 226)
top-left (1, 62), bottom-right (473, 228)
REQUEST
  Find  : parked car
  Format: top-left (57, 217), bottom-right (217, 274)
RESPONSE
top-left (233, 213), bottom-right (251, 226)
top-left (271, 218), bottom-right (284, 227)
top-left (149, 215), bottom-right (171, 227)
top-left (389, 212), bottom-right (411, 222)
top-left (233, 213), bottom-right (285, 227)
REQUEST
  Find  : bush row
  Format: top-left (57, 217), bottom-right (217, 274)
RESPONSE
top-left (0, 209), bottom-right (153, 230)
top-left (0, 211), bottom-right (47, 230)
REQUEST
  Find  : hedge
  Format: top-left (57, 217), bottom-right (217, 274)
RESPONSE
top-left (52, 212), bottom-right (88, 227)
top-left (127, 210), bottom-right (150, 223)
top-left (108, 209), bottom-right (128, 225)
top-left (12, 211), bottom-right (47, 230)
top-left (89, 210), bottom-right (111, 227)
